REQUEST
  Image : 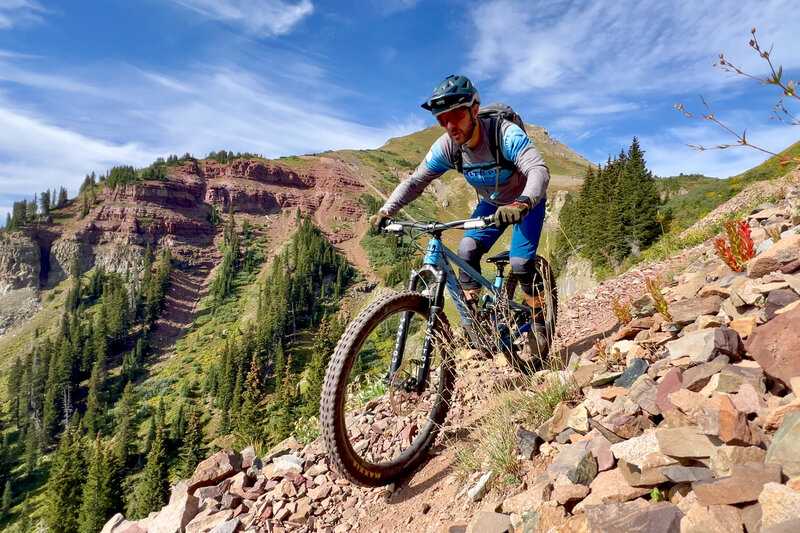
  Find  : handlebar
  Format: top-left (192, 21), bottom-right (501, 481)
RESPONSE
top-left (382, 215), bottom-right (496, 234)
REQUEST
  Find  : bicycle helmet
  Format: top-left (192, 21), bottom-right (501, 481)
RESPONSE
top-left (421, 75), bottom-right (480, 116)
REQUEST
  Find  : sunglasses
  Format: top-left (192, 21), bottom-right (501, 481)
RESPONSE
top-left (436, 107), bottom-right (470, 127)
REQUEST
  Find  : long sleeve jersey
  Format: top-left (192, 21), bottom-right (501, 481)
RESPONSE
top-left (379, 118), bottom-right (550, 216)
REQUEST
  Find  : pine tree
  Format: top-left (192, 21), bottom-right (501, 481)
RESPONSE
top-left (23, 418), bottom-right (40, 477)
top-left (78, 435), bottom-right (114, 533)
top-left (44, 426), bottom-right (86, 533)
top-left (303, 314), bottom-right (341, 418)
top-left (83, 352), bottom-right (107, 437)
top-left (618, 137), bottom-right (661, 252)
top-left (179, 407), bottom-right (204, 478)
top-left (1, 479), bottom-right (11, 515)
top-left (6, 356), bottom-right (23, 428)
top-left (129, 418), bottom-right (169, 519)
top-left (270, 354), bottom-right (297, 442)
top-left (113, 382), bottom-right (138, 471)
top-left (170, 403), bottom-right (187, 441)
top-left (57, 186), bottom-right (68, 208)
top-left (236, 355), bottom-right (265, 448)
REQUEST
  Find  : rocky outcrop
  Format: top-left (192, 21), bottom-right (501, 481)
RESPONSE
top-left (0, 231), bottom-right (40, 293)
top-left (2, 156), bottom-right (369, 294)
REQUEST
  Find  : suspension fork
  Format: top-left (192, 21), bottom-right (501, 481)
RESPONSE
top-left (415, 269), bottom-right (447, 394)
top-left (388, 266), bottom-right (447, 394)
top-left (388, 269), bottom-right (422, 379)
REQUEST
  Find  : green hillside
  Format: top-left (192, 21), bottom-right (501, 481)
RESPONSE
top-left (656, 139), bottom-right (800, 233)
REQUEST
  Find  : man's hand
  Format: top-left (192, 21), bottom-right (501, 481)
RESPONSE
top-left (494, 202), bottom-right (529, 227)
top-left (369, 211), bottom-right (391, 230)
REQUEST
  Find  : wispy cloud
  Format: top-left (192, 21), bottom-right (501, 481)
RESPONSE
top-left (0, 0), bottom-right (49, 29)
top-left (635, 117), bottom-right (800, 178)
top-left (0, 55), bottom-right (421, 217)
top-left (466, 0), bottom-right (800, 176)
top-left (169, 0), bottom-right (313, 36)
top-left (469, 1), bottom-right (800, 97)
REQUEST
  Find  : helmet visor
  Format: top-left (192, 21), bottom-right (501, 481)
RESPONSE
top-left (427, 93), bottom-right (475, 115)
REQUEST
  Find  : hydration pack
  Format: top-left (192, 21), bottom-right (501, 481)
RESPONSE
top-left (454, 103), bottom-right (527, 174)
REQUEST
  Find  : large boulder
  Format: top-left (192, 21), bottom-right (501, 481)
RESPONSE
top-left (188, 450), bottom-right (243, 494)
top-left (747, 234), bottom-right (800, 278)
top-left (766, 411), bottom-right (800, 477)
top-left (668, 296), bottom-right (725, 326)
top-left (148, 480), bottom-right (200, 533)
top-left (666, 328), bottom-right (742, 363)
top-left (746, 304), bottom-right (800, 390)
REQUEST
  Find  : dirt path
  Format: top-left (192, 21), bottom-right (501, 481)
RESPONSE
top-left (150, 258), bottom-right (216, 362)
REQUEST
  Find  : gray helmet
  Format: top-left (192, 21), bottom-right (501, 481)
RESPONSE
top-left (421, 75), bottom-right (480, 116)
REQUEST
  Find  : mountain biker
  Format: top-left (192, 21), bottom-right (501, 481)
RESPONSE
top-left (369, 74), bottom-right (550, 348)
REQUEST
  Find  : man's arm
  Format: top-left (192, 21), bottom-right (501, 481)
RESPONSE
top-left (379, 134), bottom-right (454, 215)
top-left (501, 123), bottom-right (550, 206)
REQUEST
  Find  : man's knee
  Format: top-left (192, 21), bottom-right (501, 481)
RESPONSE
top-left (510, 257), bottom-right (543, 296)
top-left (458, 237), bottom-right (485, 262)
top-left (458, 237), bottom-right (487, 289)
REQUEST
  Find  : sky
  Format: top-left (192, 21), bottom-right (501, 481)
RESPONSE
top-left (1, 0), bottom-right (799, 223)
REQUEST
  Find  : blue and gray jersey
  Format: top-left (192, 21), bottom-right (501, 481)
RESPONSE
top-left (379, 118), bottom-right (550, 215)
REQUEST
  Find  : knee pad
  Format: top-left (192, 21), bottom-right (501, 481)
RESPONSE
top-left (510, 257), bottom-right (543, 296)
top-left (458, 237), bottom-right (488, 289)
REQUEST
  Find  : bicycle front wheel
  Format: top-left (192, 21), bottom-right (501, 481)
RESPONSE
top-left (320, 291), bottom-right (454, 486)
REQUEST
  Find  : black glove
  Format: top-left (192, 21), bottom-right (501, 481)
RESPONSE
top-left (369, 211), bottom-right (391, 230)
top-left (494, 202), bottom-right (530, 227)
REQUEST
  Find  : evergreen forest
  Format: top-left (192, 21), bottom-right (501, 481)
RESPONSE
top-left (0, 191), bottom-right (355, 531)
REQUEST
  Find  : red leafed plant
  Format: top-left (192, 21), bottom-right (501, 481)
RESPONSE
top-left (715, 219), bottom-right (756, 272)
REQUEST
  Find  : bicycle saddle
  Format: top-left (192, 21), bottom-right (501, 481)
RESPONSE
top-left (486, 251), bottom-right (510, 264)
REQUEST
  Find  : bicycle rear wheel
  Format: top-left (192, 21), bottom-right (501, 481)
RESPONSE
top-left (508, 255), bottom-right (558, 374)
top-left (320, 291), bottom-right (454, 486)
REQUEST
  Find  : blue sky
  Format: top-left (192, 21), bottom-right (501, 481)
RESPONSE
top-left (1, 0), bottom-right (799, 223)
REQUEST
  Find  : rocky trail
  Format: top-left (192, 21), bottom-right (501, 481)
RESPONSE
top-left (102, 176), bottom-right (800, 533)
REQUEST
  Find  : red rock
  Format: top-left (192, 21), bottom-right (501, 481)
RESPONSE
top-left (746, 304), bottom-right (800, 390)
top-left (748, 234), bottom-right (800, 278)
top-left (692, 463), bottom-right (782, 505)
top-left (188, 451), bottom-right (243, 494)
top-left (655, 367), bottom-right (683, 412)
top-left (718, 395), bottom-right (762, 446)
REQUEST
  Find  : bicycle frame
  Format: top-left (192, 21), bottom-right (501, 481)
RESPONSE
top-left (385, 219), bottom-right (530, 393)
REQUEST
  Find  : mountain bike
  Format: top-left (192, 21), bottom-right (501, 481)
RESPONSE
top-left (320, 215), bottom-right (557, 486)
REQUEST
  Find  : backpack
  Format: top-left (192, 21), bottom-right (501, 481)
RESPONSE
top-left (454, 103), bottom-right (527, 174)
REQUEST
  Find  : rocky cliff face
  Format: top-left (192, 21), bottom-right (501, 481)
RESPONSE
top-left (0, 232), bottom-right (41, 294)
top-left (0, 156), bottom-right (368, 301)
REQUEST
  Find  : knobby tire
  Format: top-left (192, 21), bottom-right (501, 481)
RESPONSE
top-left (320, 291), bottom-right (454, 486)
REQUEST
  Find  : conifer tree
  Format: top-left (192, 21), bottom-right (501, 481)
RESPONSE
top-left (129, 418), bottom-right (169, 519)
top-left (44, 426), bottom-right (86, 533)
top-left (236, 355), bottom-right (265, 448)
top-left (78, 435), bottom-right (114, 533)
top-left (113, 382), bottom-right (138, 471)
top-left (618, 137), bottom-right (661, 251)
top-left (23, 418), bottom-right (40, 477)
top-left (302, 314), bottom-right (342, 418)
top-left (83, 352), bottom-right (107, 437)
top-left (57, 186), bottom-right (68, 208)
top-left (179, 407), bottom-right (205, 478)
top-left (1, 479), bottom-right (11, 516)
top-left (6, 356), bottom-right (23, 428)
top-left (170, 403), bottom-right (187, 442)
top-left (270, 354), bottom-right (297, 441)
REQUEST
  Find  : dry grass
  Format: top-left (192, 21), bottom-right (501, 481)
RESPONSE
top-left (452, 365), bottom-right (577, 487)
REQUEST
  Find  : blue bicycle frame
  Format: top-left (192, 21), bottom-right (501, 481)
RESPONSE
top-left (385, 218), bottom-right (530, 393)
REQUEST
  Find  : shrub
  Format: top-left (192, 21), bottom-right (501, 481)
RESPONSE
top-left (714, 219), bottom-right (755, 272)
